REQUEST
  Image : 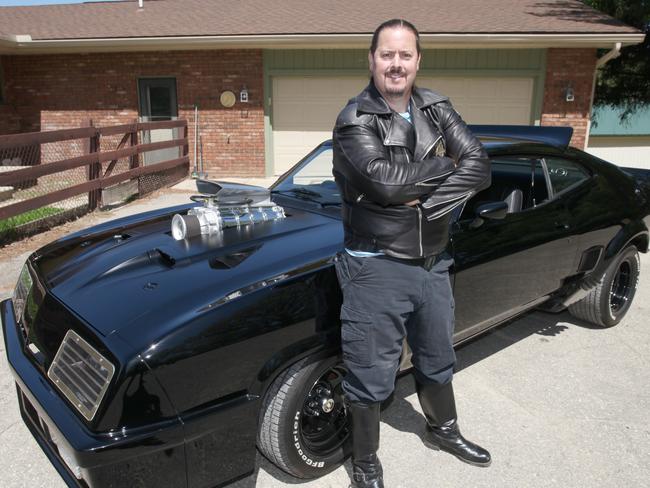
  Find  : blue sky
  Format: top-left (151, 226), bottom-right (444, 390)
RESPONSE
top-left (0, 1), bottom-right (121, 5)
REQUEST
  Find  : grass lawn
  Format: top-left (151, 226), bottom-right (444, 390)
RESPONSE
top-left (0, 206), bottom-right (63, 233)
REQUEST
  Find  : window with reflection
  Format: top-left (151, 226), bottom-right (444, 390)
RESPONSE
top-left (459, 157), bottom-right (549, 221)
top-left (544, 157), bottom-right (591, 195)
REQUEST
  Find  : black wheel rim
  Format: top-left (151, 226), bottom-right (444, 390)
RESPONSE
top-left (300, 364), bottom-right (349, 456)
top-left (609, 259), bottom-right (633, 316)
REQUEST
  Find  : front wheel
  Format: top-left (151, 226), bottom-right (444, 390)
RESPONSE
top-left (257, 357), bottom-right (350, 478)
top-left (568, 245), bottom-right (640, 327)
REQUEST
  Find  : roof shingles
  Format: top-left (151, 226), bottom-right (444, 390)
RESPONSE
top-left (0, 0), bottom-right (640, 40)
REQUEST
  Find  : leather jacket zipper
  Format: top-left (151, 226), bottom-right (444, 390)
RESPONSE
top-left (416, 205), bottom-right (424, 257)
top-left (411, 144), bottom-right (423, 257)
top-left (423, 135), bottom-right (442, 160)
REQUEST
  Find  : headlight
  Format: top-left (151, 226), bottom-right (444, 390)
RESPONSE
top-left (12, 263), bottom-right (33, 324)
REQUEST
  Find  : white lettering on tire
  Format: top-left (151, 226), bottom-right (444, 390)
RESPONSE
top-left (292, 411), bottom-right (325, 469)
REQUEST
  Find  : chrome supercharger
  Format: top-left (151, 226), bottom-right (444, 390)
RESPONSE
top-left (171, 180), bottom-right (286, 240)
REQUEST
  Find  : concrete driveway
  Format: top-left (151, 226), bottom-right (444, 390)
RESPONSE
top-left (1, 181), bottom-right (648, 488)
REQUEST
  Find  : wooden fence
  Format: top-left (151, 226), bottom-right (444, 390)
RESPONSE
top-left (0, 119), bottom-right (189, 222)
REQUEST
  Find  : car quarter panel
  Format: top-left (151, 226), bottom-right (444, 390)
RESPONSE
top-left (563, 150), bottom-right (648, 264)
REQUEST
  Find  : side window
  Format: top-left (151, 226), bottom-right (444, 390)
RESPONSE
top-left (544, 157), bottom-right (590, 195)
top-left (458, 157), bottom-right (549, 221)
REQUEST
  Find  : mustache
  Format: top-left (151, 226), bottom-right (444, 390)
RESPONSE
top-left (385, 67), bottom-right (405, 75)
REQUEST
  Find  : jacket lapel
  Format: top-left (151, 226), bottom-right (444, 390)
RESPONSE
top-left (356, 82), bottom-right (446, 158)
top-left (411, 102), bottom-right (442, 161)
top-left (383, 114), bottom-right (415, 149)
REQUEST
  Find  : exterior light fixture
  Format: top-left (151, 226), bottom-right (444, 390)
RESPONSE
top-left (240, 85), bottom-right (249, 103)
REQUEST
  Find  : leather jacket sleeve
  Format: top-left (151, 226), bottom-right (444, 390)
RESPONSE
top-left (333, 121), bottom-right (456, 207)
top-left (419, 102), bottom-right (491, 221)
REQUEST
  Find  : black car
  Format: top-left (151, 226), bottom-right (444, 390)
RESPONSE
top-left (2, 126), bottom-right (648, 488)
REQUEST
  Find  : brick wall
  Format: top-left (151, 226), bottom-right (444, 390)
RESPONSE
top-left (541, 48), bottom-right (597, 149)
top-left (0, 105), bottom-right (22, 135)
top-left (0, 57), bottom-right (22, 135)
top-left (1, 50), bottom-right (265, 176)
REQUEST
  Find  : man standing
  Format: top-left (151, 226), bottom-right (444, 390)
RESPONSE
top-left (332, 19), bottom-right (492, 488)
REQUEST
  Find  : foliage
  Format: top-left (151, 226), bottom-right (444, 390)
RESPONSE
top-left (582, 1), bottom-right (650, 119)
top-left (0, 206), bottom-right (62, 233)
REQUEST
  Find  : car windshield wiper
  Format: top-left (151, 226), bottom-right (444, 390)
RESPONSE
top-left (271, 188), bottom-right (340, 207)
top-left (272, 188), bottom-right (323, 199)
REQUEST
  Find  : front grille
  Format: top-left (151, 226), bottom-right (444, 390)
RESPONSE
top-left (48, 330), bottom-right (115, 421)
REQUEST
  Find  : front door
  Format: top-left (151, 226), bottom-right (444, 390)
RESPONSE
top-left (138, 78), bottom-right (179, 165)
top-left (450, 157), bottom-right (578, 342)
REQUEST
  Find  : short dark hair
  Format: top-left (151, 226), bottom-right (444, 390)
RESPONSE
top-left (370, 19), bottom-right (421, 55)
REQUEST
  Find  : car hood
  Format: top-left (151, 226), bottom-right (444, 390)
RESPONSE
top-left (32, 203), bottom-right (342, 338)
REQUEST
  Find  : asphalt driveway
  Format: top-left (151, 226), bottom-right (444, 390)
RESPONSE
top-left (0, 181), bottom-right (648, 488)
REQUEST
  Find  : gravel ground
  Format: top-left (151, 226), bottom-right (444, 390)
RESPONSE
top-left (1, 180), bottom-right (648, 488)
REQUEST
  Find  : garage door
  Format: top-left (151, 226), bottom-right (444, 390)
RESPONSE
top-left (271, 76), bottom-right (534, 175)
top-left (271, 77), bottom-right (367, 175)
top-left (587, 136), bottom-right (650, 169)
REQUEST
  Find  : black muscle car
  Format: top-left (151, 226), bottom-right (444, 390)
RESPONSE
top-left (2, 126), bottom-right (649, 488)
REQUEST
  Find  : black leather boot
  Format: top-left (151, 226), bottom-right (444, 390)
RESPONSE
top-left (347, 401), bottom-right (384, 488)
top-left (416, 381), bottom-right (491, 467)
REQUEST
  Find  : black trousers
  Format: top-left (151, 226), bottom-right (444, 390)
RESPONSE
top-left (334, 252), bottom-right (456, 404)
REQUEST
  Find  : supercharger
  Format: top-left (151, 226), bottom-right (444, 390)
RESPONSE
top-left (171, 180), bottom-right (286, 240)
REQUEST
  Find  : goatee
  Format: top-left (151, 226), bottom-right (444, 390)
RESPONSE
top-left (384, 88), bottom-right (406, 99)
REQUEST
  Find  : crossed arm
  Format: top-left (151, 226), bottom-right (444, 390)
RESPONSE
top-left (332, 103), bottom-right (491, 219)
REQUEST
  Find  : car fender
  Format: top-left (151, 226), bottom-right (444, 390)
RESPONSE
top-left (249, 336), bottom-right (341, 399)
top-left (604, 222), bottom-right (648, 261)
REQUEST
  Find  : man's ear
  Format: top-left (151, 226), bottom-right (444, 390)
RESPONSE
top-left (368, 51), bottom-right (374, 72)
top-left (417, 53), bottom-right (421, 72)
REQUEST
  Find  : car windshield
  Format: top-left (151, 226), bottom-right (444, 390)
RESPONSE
top-left (270, 144), bottom-right (340, 205)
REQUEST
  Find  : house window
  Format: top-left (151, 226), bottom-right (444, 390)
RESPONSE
top-left (137, 78), bottom-right (178, 121)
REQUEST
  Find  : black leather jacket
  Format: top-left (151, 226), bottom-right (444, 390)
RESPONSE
top-left (332, 81), bottom-right (491, 258)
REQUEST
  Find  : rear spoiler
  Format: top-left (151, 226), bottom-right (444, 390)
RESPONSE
top-left (621, 167), bottom-right (650, 180)
top-left (469, 125), bottom-right (574, 149)
top-left (322, 125), bottom-right (574, 150)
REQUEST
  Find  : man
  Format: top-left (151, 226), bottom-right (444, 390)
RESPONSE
top-left (332, 19), bottom-right (492, 488)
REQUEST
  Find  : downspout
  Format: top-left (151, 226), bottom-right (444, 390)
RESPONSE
top-left (586, 42), bottom-right (622, 147)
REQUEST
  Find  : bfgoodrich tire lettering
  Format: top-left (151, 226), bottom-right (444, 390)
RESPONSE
top-left (568, 245), bottom-right (640, 327)
top-left (257, 357), bottom-right (350, 478)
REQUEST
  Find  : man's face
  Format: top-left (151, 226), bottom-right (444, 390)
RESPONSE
top-left (369, 26), bottom-right (421, 102)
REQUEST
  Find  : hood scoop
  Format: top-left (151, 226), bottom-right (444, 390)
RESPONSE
top-left (209, 244), bottom-right (261, 270)
top-left (97, 248), bottom-right (176, 281)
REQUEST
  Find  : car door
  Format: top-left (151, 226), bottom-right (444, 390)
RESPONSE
top-left (450, 156), bottom-right (578, 342)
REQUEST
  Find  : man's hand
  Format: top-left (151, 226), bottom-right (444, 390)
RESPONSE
top-left (405, 199), bottom-right (420, 206)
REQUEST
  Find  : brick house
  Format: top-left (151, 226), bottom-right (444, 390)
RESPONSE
top-left (0, 0), bottom-right (643, 177)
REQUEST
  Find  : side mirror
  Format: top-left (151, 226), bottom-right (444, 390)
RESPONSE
top-left (469, 201), bottom-right (508, 229)
top-left (477, 201), bottom-right (508, 220)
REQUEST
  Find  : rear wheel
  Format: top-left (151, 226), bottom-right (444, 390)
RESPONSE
top-left (568, 245), bottom-right (640, 327)
top-left (257, 357), bottom-right (350, 478)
